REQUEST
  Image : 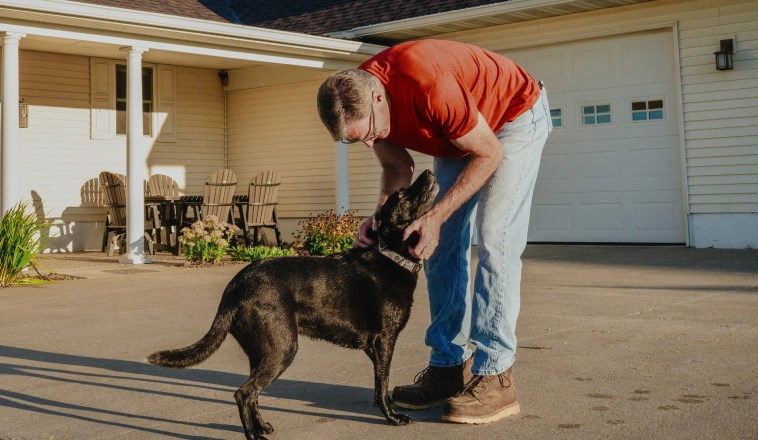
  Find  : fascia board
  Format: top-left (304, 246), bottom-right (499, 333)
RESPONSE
top-left (0, 19), bottom-right (361, 69)
top-left (326, 0), bottom-right (590, 38)
top-left (1, 0), bottom-right (385, 56)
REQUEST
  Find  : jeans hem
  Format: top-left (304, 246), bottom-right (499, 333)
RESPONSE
top-left (472, 359), bottom-right (514, 376)
top-left (429, 352), bottom-right (472, 368)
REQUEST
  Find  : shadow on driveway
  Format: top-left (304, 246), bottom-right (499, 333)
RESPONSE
top-left (0, 345), bottom-right (398, 438)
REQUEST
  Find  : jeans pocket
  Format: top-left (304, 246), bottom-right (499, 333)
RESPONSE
top-left (499, 108), bottom-right (535, 135)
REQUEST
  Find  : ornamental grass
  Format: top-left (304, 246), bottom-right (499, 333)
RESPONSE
top-left (0, 201), bottom-right (53, 287)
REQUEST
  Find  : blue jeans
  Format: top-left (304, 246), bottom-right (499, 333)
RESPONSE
top-left (424, 90), bottom-right (551, 375)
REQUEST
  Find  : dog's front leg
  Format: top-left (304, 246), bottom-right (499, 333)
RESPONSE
top-left (363, 344), bottom-right (382, 407)
top-left (371, 336), bottom-right (413, 426)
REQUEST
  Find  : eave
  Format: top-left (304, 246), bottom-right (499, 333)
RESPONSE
top-left (0, 0), bottom-right (386, 70)
top-left (325, 0), bottom-right (657, 45)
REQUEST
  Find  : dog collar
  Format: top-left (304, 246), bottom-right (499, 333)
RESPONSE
top-left (377, 247), bottom-right (423, 274)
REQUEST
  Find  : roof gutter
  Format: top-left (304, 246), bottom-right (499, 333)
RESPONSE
top-left (325, 0), bottom-right (583, 39)
top-left (0, 0), bottom-right (385, 58)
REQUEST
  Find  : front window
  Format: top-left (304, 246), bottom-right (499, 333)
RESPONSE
top-left (116, 65), bottom-right (153, 135)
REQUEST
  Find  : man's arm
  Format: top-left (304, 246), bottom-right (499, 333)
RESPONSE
top-left (404, 112), bottom-right (502, 259)
top-left (373, 139), bottom-right (415, 207)
top-left (354, 138), bottom-right (415, 248)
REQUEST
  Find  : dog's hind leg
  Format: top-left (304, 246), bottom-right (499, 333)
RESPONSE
top-left (232, 319), bottom-right (298, 439)
top-left (370, 335), bottom-right (413, 426)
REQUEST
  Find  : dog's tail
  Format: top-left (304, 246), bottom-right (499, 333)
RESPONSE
top-left (147, 303), bottom-right (235, 369)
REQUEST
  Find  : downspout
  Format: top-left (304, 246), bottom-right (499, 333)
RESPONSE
top-left (335, 141), bottom-right (350, 214)
top-left (223, 90), bottom-right (228, 169)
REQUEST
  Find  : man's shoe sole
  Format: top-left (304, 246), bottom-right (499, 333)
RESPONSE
top-left (391, 398), bottom-right (449, 410)
top-left (441, 402), bottom-right (520, 424)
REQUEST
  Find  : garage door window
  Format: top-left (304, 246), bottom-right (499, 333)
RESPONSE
top-left (632, 99), bottom-right (664, 122)
top-left (550, 108), bottom-right (563, 128)
top-left (582, 104), bottom-right (611, 125)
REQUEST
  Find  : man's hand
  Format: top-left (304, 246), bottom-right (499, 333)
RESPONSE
top-left (404, 211), bottom-right (443, 260)
top-left (354, 215), bottom-right (378, 249)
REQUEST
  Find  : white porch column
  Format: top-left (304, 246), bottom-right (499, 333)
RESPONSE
top-left (120, 46), bottom-right (151, 264)
top-left (0, 32), bottom-right (25, 218)
top-left (335, 141), bottom-right (350, 214)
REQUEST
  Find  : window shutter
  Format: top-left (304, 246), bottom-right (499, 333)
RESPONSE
top-left (90, 57), bottom-right (114, 139)
top-left (156, 65), bottom-right (177, 143)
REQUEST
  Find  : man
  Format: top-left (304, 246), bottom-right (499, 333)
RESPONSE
top-left (317, 39), bottom-right (551, 424)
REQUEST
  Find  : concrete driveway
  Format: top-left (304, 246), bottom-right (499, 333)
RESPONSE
top-left (0, 246), bottom-right (756, 440)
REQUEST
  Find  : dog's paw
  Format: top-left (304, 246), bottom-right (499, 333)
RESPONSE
top-left (389, 413), bottom-right (414, 426)
top-left (255, 422), bottom-right (274, 435)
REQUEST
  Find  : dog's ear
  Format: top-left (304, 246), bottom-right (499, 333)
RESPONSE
top-left (405, 231), bottom-right (420, 248)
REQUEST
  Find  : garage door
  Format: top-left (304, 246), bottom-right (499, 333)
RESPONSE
top-left (504, 30), bottom-right (686, 243)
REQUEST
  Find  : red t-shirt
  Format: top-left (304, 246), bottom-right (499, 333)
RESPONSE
top-left (360, 40), bottom-right (540, 158)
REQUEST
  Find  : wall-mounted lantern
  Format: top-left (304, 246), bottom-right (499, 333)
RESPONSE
top-left (19, 99), bottom-right (28, 128)
top-left (218, 70), bottom-right (229, 86)
top-left (714, 39), bottom-right (734, 71)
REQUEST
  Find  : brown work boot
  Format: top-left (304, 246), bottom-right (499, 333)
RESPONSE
top-left (442, 366), bottom-right (520, 424)
top-left (391, 356), bottom-right (473, 410)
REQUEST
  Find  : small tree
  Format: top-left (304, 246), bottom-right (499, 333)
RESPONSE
top-left (292, 210), bottom-right (361, 256)
top-left (0, 201), bottom-right (53, 286)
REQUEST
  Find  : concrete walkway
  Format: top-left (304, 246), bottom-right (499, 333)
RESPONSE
top-left (0, 246), bottom-right (756, 440)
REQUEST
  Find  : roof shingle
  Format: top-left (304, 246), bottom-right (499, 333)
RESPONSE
top-left (67, 0), bottom-right (511, 37)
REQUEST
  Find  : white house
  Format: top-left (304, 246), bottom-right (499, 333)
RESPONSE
top-left (0, 0), bottom-right (755, 259)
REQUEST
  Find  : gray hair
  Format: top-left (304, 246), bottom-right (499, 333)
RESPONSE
top-left (317, 69), bottom-right (375, 141)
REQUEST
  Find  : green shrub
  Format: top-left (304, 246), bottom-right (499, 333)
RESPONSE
top-left (178, 215), bottom-right (240, 264)
top-left (0, 201), bottom-right (53, 287)
top-left (292, 210), bottom-right (361, 256)
top-left (230, 245), bottom-right (296, 262)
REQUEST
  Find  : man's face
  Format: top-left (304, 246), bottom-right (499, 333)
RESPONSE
top-left (342, 91), bottom-right (390, 148)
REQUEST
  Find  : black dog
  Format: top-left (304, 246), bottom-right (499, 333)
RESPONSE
top-left (148, 170), bottom-right (439, 440)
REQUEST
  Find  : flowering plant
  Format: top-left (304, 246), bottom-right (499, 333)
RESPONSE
top-left (292, 210), bottom-right (361, 256)
top-left (178, 215), bottom-right (240, 263)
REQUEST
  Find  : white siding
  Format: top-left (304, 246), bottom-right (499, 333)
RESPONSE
top-left (226, 80), bottom-right (336, 218)
top-left (13, 50), bottom-right (225, 250)
top-left (437, 0), bottom-right (758, 217)
top-left (156, 66), bottom-right (225, 196)
top-left (348, 146), bottom-right (433, 216)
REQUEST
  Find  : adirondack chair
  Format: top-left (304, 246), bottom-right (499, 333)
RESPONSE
top-left (99, 171), bottom-right (155, 257)
top-left (244, 171), bottom-right (282, 247)
top-left (147, 174), bottom-right (180, 245)
top-left (147, 174), bottom-right (179, 197)
top-left (197, 169), bottom-right (237, 225)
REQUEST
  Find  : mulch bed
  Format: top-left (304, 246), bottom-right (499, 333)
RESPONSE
top-left (17, 273), bottom-right (86, 282)
top-left (183, 260), bottom-right (248, 268)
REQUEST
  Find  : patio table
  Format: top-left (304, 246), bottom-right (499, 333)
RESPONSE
top-left (144, 195), bottom-right (182, 255)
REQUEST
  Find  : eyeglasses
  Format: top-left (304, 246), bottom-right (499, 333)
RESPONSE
top-left (342, 104), bottom-right (378, 145)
